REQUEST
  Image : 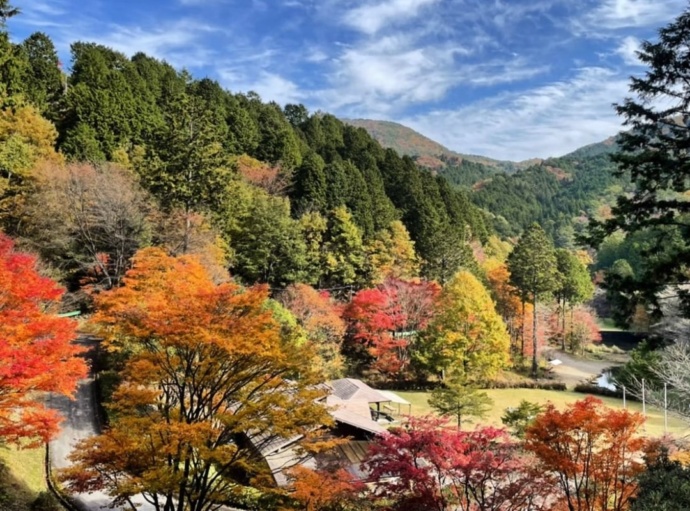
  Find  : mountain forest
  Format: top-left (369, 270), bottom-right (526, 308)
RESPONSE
top-left (3, 0), bottom-right (690, 510)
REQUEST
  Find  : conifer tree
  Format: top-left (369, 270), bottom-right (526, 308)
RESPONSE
top-left (588, 7), bottom-right (690, 316)
top-left (507, 223), bottom-right (558, 375)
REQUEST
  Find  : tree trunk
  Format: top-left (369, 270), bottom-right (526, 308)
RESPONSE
top-left (561, 298), bottom-right (567, 351)
top-left (532, 294), bottom-right (538, 377)
top-left (521, 297), bottom-right (526, 358)
top-left (183, 205), bottom-right (191, 254)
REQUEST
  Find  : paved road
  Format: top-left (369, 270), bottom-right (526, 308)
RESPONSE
top-left (47, 335), bottom-right (153, 511)
top-left (546, 349), bottom-right (624, 387)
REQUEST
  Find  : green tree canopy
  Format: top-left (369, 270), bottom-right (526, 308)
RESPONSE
top-left (588, 8), bottom-right (690, 317)
top-left (507, 223), bottom-right (558, 375)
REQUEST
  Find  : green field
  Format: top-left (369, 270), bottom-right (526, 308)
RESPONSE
top-left (396, 389), bottom-right (690, 438)
top-left (0, 445), bottom-right (46, 511)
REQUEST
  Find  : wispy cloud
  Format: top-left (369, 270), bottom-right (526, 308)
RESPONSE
top-left (84, 19), bottom-right (219, 68)
top-left (583, 0), bottom-right (687, 30)
top-left (615, 36), bottom-right (643, 66)
top-left (341, 0), bottom-right (440, 35)
top-left (401, 67), bottom-right (631, 160)
top-left (219, 70), bottom-right (305, 104)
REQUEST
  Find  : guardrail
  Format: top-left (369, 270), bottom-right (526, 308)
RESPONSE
top-left (45, 443), bottom-right (82, 511)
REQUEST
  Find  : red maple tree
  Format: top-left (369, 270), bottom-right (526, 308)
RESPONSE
top-left (364, 416), bottom-right (555, 511)
top-left (343, 278), bottom-right (439, 378)
top-left (0, 234), bottom-right (87, 446)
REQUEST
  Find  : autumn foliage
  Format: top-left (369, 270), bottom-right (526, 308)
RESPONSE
top-left (364, 416), bottom-right (554, 511)
top-left (286, 465), bottom-right (364, 511)
top-left (60, 248), bottom-right (331, 511)
top-left (343, 278), bottom-right (439, 378)
top-left (525, 396), bottom-right (647, 511)
top-left (0, 233), bottom-right (86, 446)
top-left (278, 283), bottom-right (346, 378)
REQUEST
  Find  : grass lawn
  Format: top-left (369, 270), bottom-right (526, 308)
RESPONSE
top-left (0, 445), bottom-right (46, 510)
top-left (396, 389), bottom-right (690, 438)
top-left (597, 317), bottom-right (625, 331)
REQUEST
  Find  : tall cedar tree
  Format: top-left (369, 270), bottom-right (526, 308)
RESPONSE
top-left (140, 93), bottom-right (231, 253)
top-left (525, 396), bottom-right (646, 511)
top-left (59, 248), bottom-right (331, 511)
top-left (588, 7), bottom-right (690, 316)
top-left (0, 233), bottom-right (87, 446)
top-left (554, 249), bottom-right (595, 350)
top-left (507, 223), bottom-right (558, 376)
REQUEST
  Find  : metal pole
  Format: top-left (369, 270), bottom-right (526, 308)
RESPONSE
top-left (664, 383), bottom-right (668, 433)
top-left (642, 379), bottom-right (646, 417)
top-left (623, 385), bottom-right (626, 409)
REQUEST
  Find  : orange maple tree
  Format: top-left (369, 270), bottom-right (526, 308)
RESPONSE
top-left (278, 283), bottom-right (346, 378)
top-left (525, 396), bottom-right (647, 511)
top-left (60, 248), bottom-right (331, 511)
top-left (0, 233), bottom-right (86, 446)
top-left (285, 465), bottom-right (364, 511)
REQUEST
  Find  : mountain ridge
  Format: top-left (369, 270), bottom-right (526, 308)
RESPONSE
top-left (343, 118), bottom-right (536, 173)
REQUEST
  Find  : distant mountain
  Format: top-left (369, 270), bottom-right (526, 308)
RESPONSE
top-left (563, 136), bottom-right (619, 159)
top-left (343, 119), bottom-right (530, 175)
top-left (343, 118), bottom-right (626, 245)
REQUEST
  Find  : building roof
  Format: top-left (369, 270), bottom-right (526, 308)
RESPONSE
top-left (327, 396), bottom-right (387, 435)
top-left (377, 390), bottom-right (410, 405)
top-left (328, 378), bottom-right (390, 403)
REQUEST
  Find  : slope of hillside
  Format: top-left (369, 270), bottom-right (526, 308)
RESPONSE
top-left (343, 118), bottom-right (526, 174)
top-left (343, 118), bottom-right (626, 246)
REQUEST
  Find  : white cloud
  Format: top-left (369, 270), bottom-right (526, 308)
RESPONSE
top-left (317, 28), bottom-right (547, 118)
top-left (400, 67), bottom-right (631, 160)
top-left (83, 19), bottom-right (218, 68)
top-left (584, 0), bottom-right (686, 30)
top-left (615, 35), bottom-right (643, 66)
top-left (219, 70), bottom-right (304, 105)
top-left (342, 0), bottom-right (440, 35)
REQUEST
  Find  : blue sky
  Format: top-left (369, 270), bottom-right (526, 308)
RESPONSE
top-left (7, 0), bottom-right (688, 161)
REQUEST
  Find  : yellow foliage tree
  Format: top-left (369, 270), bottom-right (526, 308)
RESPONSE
top-left (0, 95), bottom-right (61, 227)
top-left (418, 270), bottom-right (510, 383)
top-left (365, 220), bottom-right (420, 284)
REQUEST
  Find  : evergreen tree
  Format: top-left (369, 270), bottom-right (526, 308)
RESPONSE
top-left (507, 223), bottom-right (559, 375)
top-left (588, 8), bottom-right (690, 317)
top-left (321, 206), bottom-right (366, 289)
top-left (290, 151), bottom-right (327, 214)
top-left (21, 32), bottom-right (63, 115)
top-left (0, 0), bottom-right (18, 23)
top-left (140, 92), bottom-right (231, 253)
top-left (0, 5), bottom-right (28, 98)
top-left (429, 375), bottom-right (493, 430)
top-left (228, 189), bottom-right (307, 287)
top-left (555, 249), bottom-right (595, 350)
top-left (631, 449), bottom-right (690, 511)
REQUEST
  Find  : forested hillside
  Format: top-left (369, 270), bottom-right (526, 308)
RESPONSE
top-left (7, 1), bottom-right (690, 510)
top-left (474, 145), bottom-right (628, 243)
top-left (348, 119), bottom-right (627, 245)
top-left (0, 27), bottom-right (492, 297)
top-left (344, 118), bottom-right (526, 173)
